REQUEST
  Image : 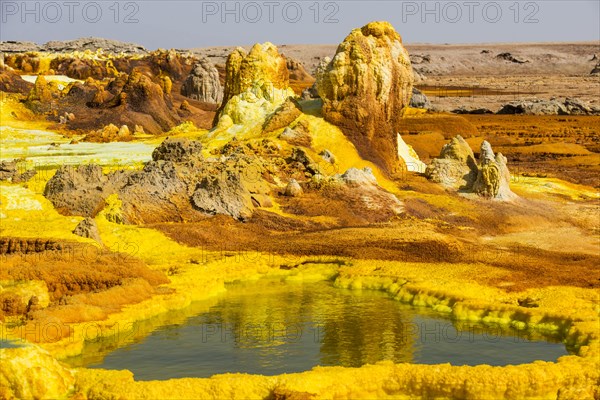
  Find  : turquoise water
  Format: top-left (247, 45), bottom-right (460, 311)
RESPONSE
top-left (66, 279), bottom-right (569, 380)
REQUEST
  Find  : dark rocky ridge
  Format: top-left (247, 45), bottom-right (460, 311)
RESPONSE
top-left (0, 37), bottom-right (147, 55)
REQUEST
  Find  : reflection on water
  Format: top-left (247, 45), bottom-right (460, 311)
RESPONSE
top-left (66, 279), bottom-right (568, 380)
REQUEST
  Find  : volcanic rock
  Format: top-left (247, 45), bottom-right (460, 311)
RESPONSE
top-left (409, 88), bottom-right (431, 109)
top-left (191, 172), bottom-right (255, 221)
top-left (497, 99), bottom-right (568, 115)
top-left (215, 42), bottom-right (294, 128)
top-left (334, 167), bottom-right (404, 215)
top-left (497, 98), bottom-right (600, 115)
top-left (0, 160), bottom-right (36, 183)
top-left (425, 135), bottom-right (478, 190)
top-left (114, 70), bottom-right (181, 132)
top-left (43, 164), bottom-right (128, 217)
top-left (279, 121), bottom-right (312, 147)
top-left (426, 137), bottom-right (515, 200)
top-left (563, 97), bottom-right (600, 115)
top-left (496, 52), bottom-right (528, 64)
top-left (0, 41), bottom-right (41, 53)
top-left (151, 137), bottom-right (203, 162)
top-left (340, 167), bottom-right (378, 187)
top-left (262, 97), bottom-right (302, 132)
top-left (0, 68), bottom-right (33, 94)
top-left (452, 107), bottom-right (494, 115)
top-left (44, 138), bottom-right (271, 223)
top-left (301, 82), bottom-right (319, 100)
top-left (472, 141), bottom-right (515, 200)
top-left (43, 37), bottom-right (147, 55)
top-left (72, 217), bottom-right (103, 245)
top-left (284, 179), bottom-right (303, 197)
top-left (316, 21), bottom-right (414, 173)
top-left (25, 75), bottom-right (63, 112)
top-left (181, 58), bottom-right (223, 104)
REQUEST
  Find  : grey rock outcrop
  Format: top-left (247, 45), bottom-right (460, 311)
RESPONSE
top-left (425, 135), bottom-right (477, 190)
top-left (44, 37), bottom-right (147, 54)
top-left (0, 37), bottom-right (147, 55)
top-left (0, 41), bottom-right (41, 53)
top-left (191, 172), bottom-right (254, 221)
top-left (151, 137), bottom-right (203, 162)
top-left (0, 37), bottom-right (146, 54)
top-left (497, 98), bottom-right (600, 115)
top-left (426, 137), bottom-right (516, 200)
top-left (43, 164), bottom-right (128, 217)
top-left (563, 98), bottom-right (600, 115)
top-left (452, 107), bottom-right (493, 115)
top-left (180, 58), bottom-right (223, 104)
top-left (44, 138), bottom-right (270, 223)
top-left (590, 63), bottom-right (600, 76)
top-left (497, 99), bottom-right (568, 115)
top-left (409, 88), bottom-right (431, 109)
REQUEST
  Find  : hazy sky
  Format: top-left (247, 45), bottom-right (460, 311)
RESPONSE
top-left (1, 1), bottom-right (599, 48)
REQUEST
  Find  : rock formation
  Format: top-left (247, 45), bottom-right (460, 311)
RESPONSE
top-left (44, 138), bottom-right (272, 223)
top-left (72, 217), bottom-right (103, 245)
top-left (83, 124), bottom-right (133, 142)
top-left (285, 56), bottom-right (315, 94)
top-left (180, 58), bottom-right (223, 104)
top-left (426, 136), bottom-right (515, 200)
top-left (301, 82), bottom-right (319, 100)
top-left (215, 42), bottom-right (295, 129)
top-left (279, 120), bottom-right (312, 147)
top-left (0, 68), bottom-right (33, 94)
top-left (25, 75), bottom-right (63, 112)
top-left (152, 136), bottom-right (203, 162)
top-left (43, 164), bottom-right (128, 217)
top-left (0, 160), bottom-right (36, 183)
top-left (191, 171), bottom-right (255, 221)
top-left (284, 179), bottom-right (303, 197)
top-left (409, 88), bottom-right (431, 109)
top-left (497, 99), bottom-right (568, 115)
top-left (496, 52), bottom-right (529, 64)
top-left (472, 141), bottom-right (515, 200)
top-left (591, 63), bottom-right (600, 76)
top-left (262, 97), bottom-right (302, 132)
top-left (497, 98), bottom-right (600, 115)
top-left (43, 37), bottom-right (147, 55)
top-left (425, 135), bottom-right (478, 190)
top-left (563, 98), bottom-right (600, 115)
top-left (316, 21), bottom-right (414, 174)
top-left (112, 70), bottom-right (181, 132)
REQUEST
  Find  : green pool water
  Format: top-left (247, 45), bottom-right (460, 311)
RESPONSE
top-left (65, 279), bottom-right (569, 380)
